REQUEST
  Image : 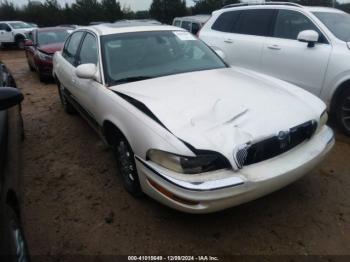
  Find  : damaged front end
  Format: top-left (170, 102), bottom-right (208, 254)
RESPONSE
top-left (234, 120), bottom-right (318, 168)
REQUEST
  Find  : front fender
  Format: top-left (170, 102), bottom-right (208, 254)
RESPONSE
top-left (100, 89), bottom-right (195, 159)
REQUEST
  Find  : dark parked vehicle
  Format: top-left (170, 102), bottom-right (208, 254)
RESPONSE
top-left (24, 27), bottom-right (70, 82)
top-left (0, 62), bottom-right (29, 262)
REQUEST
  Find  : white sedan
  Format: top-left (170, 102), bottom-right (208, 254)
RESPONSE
top-left (53, 22), bottom-right (334, 213)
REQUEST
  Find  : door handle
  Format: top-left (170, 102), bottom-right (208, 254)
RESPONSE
top-left (72, 79), bottom-right (76, 84)
top-left (224, 39), bottom-right (234, 44)
top-left (268, 45), bottom-right (281, 50)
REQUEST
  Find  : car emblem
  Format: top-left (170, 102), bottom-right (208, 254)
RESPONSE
top-left (277, 131), bottom-right (290, 150)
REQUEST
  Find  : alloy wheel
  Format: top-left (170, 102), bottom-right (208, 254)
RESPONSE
top-left (341, 95), bottom-right (350, 132)
top-left (117, 140), bottom-right (136, 187)
top-left (11, 226), bottom-right (27, 262)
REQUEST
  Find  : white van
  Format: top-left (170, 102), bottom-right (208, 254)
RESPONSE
top-left (172, 15), bottom-right (210, 35)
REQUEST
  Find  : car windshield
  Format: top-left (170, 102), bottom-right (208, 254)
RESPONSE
top-left (37, 30), bottom-right (70, 45)
top-left (313, 11), bottom-right (350, 42)
top-left (8, 22), bottom-right (32, 29)
top-left (101, 30), bottom-right (226, 85)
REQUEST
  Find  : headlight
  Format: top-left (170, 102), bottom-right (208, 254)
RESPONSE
top-left (146, 149), bottom-right (230, 174)
top-left (319, 110), bottom-right (328, 128)
top-left (37, 51), bottom-right (52, 61)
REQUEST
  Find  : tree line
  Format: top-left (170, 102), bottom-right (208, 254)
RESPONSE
top-left (0, 0), bottom-right (348, 27)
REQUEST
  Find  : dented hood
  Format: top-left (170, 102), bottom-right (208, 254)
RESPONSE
top-left (110, 67), bottom-right (325, 164)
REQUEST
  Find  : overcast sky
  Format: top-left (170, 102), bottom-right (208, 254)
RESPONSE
top-left (7, 0), bottom-right (196, 11)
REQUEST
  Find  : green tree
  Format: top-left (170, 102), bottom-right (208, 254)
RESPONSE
top-left (150, 0), bottom-right (187, 24)
top-left (192, 0), bottom-right (239, 14)
top-left (101, 0), bottom-right (123, 22)
top-left (0, 0), bottom-right (17, 20)
top-left (72, 0), bottom-right (103, 25)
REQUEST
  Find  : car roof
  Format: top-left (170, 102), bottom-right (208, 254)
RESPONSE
top-left (115, 19), bottom-right (161, 25)
top-left (36, 26), bottom-right (70, 32)
top-left (217, 3), bottom-right (345, 14)
top-left (82, 23), bottom-right (184, 36)
top-left (173, 15), bottom-right (211, 24)
top-left (0, 21), bottom-right (24, 23)
top-left (304, 6), bottom-right (345, 13)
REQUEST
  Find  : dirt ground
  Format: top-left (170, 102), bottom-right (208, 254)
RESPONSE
top-left (0, 50), bottom-right (349, 258)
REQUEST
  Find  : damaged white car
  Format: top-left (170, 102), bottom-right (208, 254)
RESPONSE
top-left (53, 22), bottom-right (334, 213)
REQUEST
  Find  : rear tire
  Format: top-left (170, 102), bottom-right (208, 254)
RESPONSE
top-left (38, 72), bottom-right (47, 83)
top-left (57, 81), bottom-right (76, 114)
top-left (336, 88), bottom-right (350, 136)
top-left (27, 62), bottom-right (34, 72)
top-left (16, 38), bottom-right (24, 50)
top-left (111, 135), bottom-right (143, 197)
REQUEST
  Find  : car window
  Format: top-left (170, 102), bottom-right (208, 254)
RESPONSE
top-left (191, 23), bottom-right (200, 35)
top-left (37, 30), bottom-right (69, 45)
top-left (235, 9), bottom-right (275, 36)
top-left (174, 20), bottom-right (181, 27)
top-left (274, 10), bottom-right (326, 43)
top-left (78, 33), bottom-right (98, 65)
top-left (212, 11), bottom-right (241, 33)
top-left (181, 21), bottom-right (191, 31)
top-left (8, 22), bottom-right (31, 29)
top-left (0, 23), bottom-right (11, 31)
top-left (27, 31), bottom-right (34, 42)
top-left (62, 31), bottom-right (84, 66)
top-left (313, 11), bottom-right (350, 42)
top-left (101, 31), bottom-right (226, 85)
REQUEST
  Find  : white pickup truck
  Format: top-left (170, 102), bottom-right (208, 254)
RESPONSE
top-left (0, 21), bottom-right (36, 49)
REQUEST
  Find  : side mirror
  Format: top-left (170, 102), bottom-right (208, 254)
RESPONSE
top-left (297, 30), bottom-right (319, 48)
top-left (0, 87), bottom-right (24, 111)
top-left (24, 39), bottom-right (33, 46)
top-left (213, 48), bottom-right (226, 60)
top-left (5, 27), bottom-right (11, 32)
top-left (75, 63), bottom-right (96, 79)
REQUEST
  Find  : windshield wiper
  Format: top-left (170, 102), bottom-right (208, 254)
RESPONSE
top-left (113, 76), bottom-right (154, 85)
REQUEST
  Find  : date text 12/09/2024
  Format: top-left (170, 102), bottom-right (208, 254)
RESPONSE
top-left (128, 256), bottom-right (220, 261)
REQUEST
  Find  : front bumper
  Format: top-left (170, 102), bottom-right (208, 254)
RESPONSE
top-left (36, 57), bottom-right (53, 77)
top-left (135, 126), bottom-right (334, 214)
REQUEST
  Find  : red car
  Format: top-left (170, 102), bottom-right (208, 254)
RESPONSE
top-left (25, 27), bottom-right (71, 82)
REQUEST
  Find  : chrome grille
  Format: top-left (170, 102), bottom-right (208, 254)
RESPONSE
top-left (235, 120), bottom-right (317, 168)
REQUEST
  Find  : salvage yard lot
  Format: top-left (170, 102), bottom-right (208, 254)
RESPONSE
top-left (1, 49), bottom-right (350, 256)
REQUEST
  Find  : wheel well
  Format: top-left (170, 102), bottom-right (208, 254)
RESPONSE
top-left (6, 189), bottom-right (20, 217)
top-left (330, 80), bottom-right (350, 115)
top-left (103, 121), bottom-right (127, 146)
top-left (14, 34), bottom-right (24, 42)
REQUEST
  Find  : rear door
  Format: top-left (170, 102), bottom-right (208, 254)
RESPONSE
top-left (261, 9), bottom-right (332, 96)
top-left (57, 31), bottom-right (84, 97)
top-left (201, 9), bottom-right (276, 71)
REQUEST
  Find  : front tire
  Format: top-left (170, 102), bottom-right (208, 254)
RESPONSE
top-left (336, 88), bottom-right (350, 136)
top-left (38, 71), bottom-right (47, 83)
top-left (112, 136), bottom-right (143, 197)
top-left (56, 81), bottom-right (76, 114)
top-left (0, 205), bottom-right (30, 262)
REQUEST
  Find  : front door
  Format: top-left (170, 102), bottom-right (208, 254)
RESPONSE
top-left (261, 9), bottom-right (332, 96)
